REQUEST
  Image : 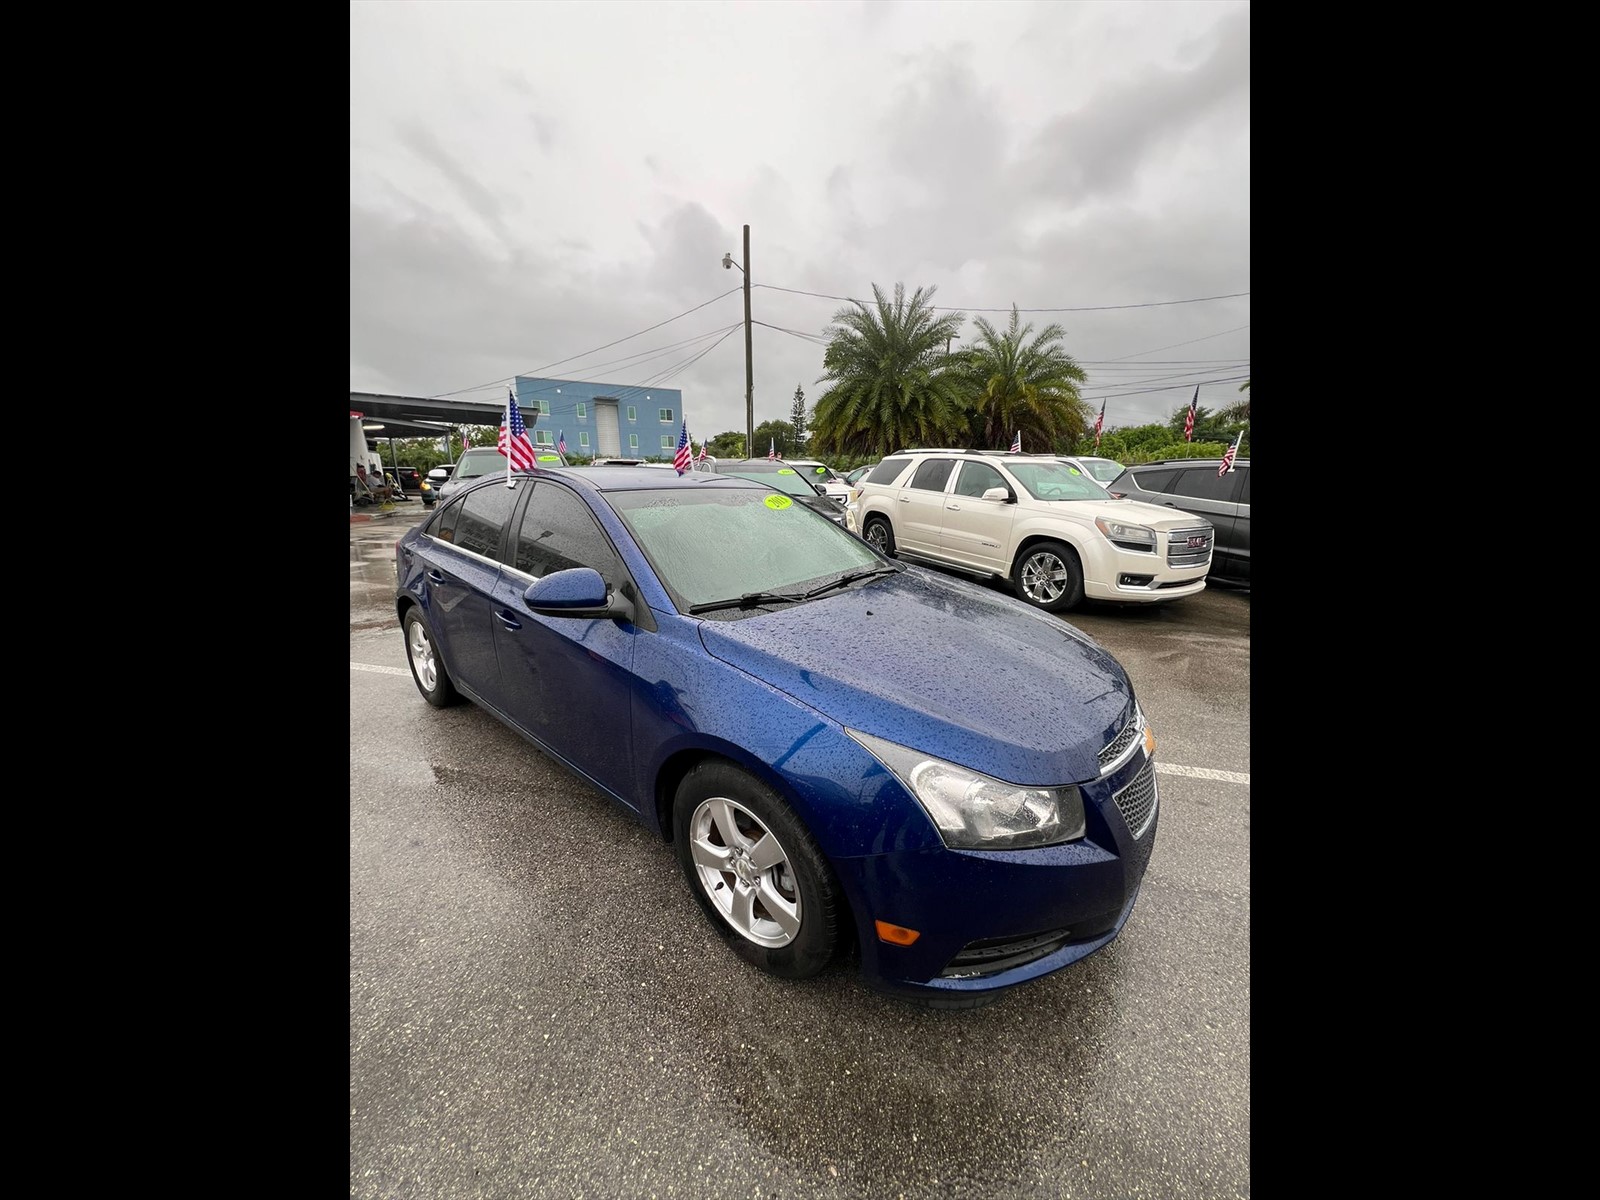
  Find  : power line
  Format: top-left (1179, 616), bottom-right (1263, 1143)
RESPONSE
top-left (753, 282), bottom-right (1249, 313)
top-left (430, 286), bottom-right (744, 398)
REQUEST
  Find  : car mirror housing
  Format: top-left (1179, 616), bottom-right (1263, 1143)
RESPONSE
top-left (982, 486), bottom-right (1013, 503)
top-left (524, 568), bottom-right (635, 623)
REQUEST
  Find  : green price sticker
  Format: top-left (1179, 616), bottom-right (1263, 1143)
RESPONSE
top-left (537, 454), bottom-right (560, 462)
top-left (764, 495), bottom-right (793, 510)
top-left (777, 467), bottom-right (796, 475)
top-left (1068, 466), bottom-right (1080, 474)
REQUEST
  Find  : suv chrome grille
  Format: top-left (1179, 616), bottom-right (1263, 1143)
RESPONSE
top-left (1166, 525), bottom-right (1212, 568)
top-left (1113, 759), bottom-right (1158, 840)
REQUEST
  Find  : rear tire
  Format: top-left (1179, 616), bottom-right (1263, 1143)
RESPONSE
top-left (403, 608), bottom-right (461, 708)
top-left (863, 515), bottom-right (896, 557)
top-left (673, 762), bottom-right (841, 980)
top-left (1012, 540), bottom-right (1084, 612)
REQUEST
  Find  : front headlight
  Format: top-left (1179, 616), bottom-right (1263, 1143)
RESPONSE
top-left (847, 729), bottom-right (1086, 850)
top-left (1094, 516), bottom-right (1156, 552)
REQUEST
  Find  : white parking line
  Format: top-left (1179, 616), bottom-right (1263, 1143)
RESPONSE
top-left (351, 661), bottom-right (1249, 786)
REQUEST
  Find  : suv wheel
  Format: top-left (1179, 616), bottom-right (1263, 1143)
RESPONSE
top-left (863, 515), bottom-right (896, 557)
top-left (1013, 540), bottom-right (1083, 612)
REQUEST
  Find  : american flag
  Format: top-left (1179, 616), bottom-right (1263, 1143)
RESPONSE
top-left (1093, 400), bottom-right (1105, 449)
top-left (498, 387), bottom-right (537, 472)
top-left (1184, 386), bottom-right (1198, 442)
top-left (768, 438), bottom-right (777, 460)
top-left (673, 420), bottom-right (692, 475)
top-left (1010, 430), bottom-right (1021, 453)
top-left (1218, 430), bottom-right (1242, 476)
top-left (558, 430), bottom-right (567, 456)
top-left (697, 438), bottom-right (708, 465)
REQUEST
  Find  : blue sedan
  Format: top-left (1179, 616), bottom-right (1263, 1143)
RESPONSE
top-left (394, 465), bottom-right (1159, 1006)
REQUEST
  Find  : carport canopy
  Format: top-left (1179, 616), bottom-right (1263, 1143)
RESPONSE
top-left (350, 391), bottom-right (510, 441)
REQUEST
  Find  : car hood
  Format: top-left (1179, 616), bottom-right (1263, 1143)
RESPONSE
top-left (696, 568), bottom-right (1131, 785)
top-left (1060, 497), bottom-right (1208, 529)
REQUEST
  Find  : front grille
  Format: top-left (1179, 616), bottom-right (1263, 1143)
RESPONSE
top-left (939, 927), bottom-right (1073, 978)
top-left (1166, 525), bottom-right (1213, 568)
top-left (1097, 706), bottom-right (1141, 773)
top-left (1113, 759), bottom-right (1158, 840)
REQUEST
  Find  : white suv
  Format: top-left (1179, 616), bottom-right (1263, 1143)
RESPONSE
top-left (847, 449), bottom-right (1214, 612)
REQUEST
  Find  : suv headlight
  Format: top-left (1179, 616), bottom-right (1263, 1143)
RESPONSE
top-left (846, 729), bottom-right (1086, 850)
top-left (1094, 517), bottom-right (1156, 552)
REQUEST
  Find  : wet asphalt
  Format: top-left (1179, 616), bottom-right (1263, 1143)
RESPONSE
top-left (350, 499), bottom-right (1250, 1199)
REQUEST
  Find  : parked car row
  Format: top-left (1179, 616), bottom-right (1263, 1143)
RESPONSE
top-left (394, 461), bottom-right (1161, 1006)
top-left (1106, 458), bottom-right (1249, 585)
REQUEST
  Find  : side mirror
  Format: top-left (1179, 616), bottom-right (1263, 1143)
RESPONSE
top-left (982, 486), bottom-right (1014, 503)
top-left (428, 468), bottom-right (450, 482)
top-left (524, 567), bottom-right (636, 623)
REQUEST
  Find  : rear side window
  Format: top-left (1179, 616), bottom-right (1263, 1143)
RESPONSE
top-left (1170, 468), bottom-right (1241, 503)
top-left (866, 457), bottom-right (911, 486)
top-left (909, 459), bottom-right (955, 492)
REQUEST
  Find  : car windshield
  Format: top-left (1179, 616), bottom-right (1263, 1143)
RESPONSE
top-left (453, 450), bottom-right (508, 480)
top-left (608, 488), bottom-right (881, 610)
top-left (1067, 458), bottom-right (1124, 483)
top-left (1006, 461), bottom-right (1117, 501)
top-left (715, 464), bottom-right (822, 497)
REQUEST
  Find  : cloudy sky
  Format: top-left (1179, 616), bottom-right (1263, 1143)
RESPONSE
top-left (351, 0), bottom-right (1249, 445)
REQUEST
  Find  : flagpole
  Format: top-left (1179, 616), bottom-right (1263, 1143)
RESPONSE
top-left (506, 386), bottom-right (514, 487)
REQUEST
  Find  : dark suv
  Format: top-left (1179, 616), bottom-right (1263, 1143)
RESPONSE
top-left (1107, 458), bottom-right (1249, 585)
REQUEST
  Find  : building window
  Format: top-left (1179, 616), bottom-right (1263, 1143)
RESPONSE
top-left (626, 406), bottom-right (637, 422)
top-left (629, 434), bottom-right (638, 450)
top-left (659, 435), bottom-right (673, 450)
top-left (538, 399), bottom-right (551, 416)
top-left (576, 403), bottom-right (586, 419)
top-left (536, 430), bottom-right (553, 446)
top-left (579, 432), bottom-right (590, 448)
top-left (659, 408), bottom-right (673, 423)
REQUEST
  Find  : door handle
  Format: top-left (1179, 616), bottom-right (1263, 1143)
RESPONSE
top-left (427, 570), bottom-right (446, 583)
top-left (495, 609), bottom-right (521, 631)
top-left (898, 495), bottom-right (910, 502)
top-left (946, 503), bottom-right (961, 511)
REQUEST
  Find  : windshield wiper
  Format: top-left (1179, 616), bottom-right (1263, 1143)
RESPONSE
top-left (687, 590), bottom-right (806, 615)
top-left (800, 565), bottom-right (899, 600)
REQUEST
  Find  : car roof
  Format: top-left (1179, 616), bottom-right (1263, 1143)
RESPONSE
top-left (1126, 457), bottom-right (1250, 468)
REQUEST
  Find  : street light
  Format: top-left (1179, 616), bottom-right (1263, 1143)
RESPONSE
top-left (722, 225), bottom-right (753, 459)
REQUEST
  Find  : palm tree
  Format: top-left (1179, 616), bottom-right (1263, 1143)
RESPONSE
top-left (810, 283), bottom-right (967, 457)
top-left (1215, 379), bottom-right (1250, 424)
top-left (952, 305), bottom-right (1090, 451)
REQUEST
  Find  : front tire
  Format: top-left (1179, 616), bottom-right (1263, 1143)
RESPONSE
top-left (673, 762), bottom-right (842, 980)
top-left (863, 515), bottom-right (896, 557)
top-left (403, 607), bottom-right (461, 708)
top-left (1012, 540), bottom-right (1084, 612)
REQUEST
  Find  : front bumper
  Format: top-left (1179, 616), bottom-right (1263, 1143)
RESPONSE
top-left (838, 752), bottom-right (1160, 1000)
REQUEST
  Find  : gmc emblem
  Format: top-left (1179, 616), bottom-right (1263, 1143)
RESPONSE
top-left (1188, 535), bottom-right (1207, 548)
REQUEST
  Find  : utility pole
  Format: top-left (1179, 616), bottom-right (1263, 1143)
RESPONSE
top-left (722, 227), bottom-right (755, 459)
top-left (742, 224), bottom-right (753, 459)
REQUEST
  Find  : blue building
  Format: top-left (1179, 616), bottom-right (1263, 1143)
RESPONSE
top-left (513, 376), bottom-right (686, 460)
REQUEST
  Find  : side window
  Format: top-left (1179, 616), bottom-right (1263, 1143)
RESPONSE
top-left (513, 483), bottom-right (620, 580)
top-left (1131, 467), bottom-right (1177, 494)
top-left (455, 483), bottom-right (518, 558)
top-left (953, 461), bottom-right (1006, 498)
top-left (1171, 468), bottom-right (1239, 502)
top-left (908, 458), bottom-right (955, 492)
top-left (865, 457), bottom-right (911, 486)
top-left (430, 497), bottom-right (462, 544)
top-left (1236, 468), bottom-right (1249, 505)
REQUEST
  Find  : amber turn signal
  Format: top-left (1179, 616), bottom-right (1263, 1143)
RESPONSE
top-left (874, 920), bottom-right (921, 946)
top-left (1144, 723), bottom-right (1156, 756)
